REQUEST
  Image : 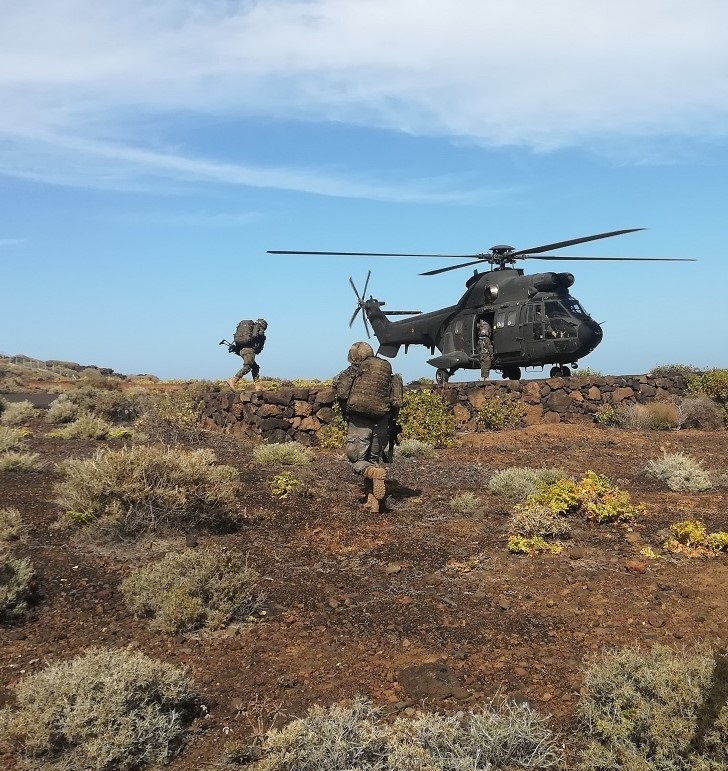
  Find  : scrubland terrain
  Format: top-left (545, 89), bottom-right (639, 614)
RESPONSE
top-left (0, 361), bottom-right (726, 770)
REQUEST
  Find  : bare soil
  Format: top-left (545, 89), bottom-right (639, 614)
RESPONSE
top-left (1, 417), bottom-right (727, 769)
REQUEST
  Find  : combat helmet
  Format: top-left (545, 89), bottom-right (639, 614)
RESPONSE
top-left (348, 341), bottom-right (374, 364)
top-left (256, 318), bottom-right (268, 330)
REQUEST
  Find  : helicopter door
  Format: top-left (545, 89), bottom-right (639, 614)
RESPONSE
top-left (493, 306), bottom-right (521, 360)
top-left (451, 315), bottom-right (477, 355)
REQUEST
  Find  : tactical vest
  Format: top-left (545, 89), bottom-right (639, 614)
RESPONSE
top-left (347, 356), bottom-right (393, 417)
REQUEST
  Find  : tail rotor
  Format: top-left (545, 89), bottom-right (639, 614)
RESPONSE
top-left (349, 270), bottom-right (372, 338)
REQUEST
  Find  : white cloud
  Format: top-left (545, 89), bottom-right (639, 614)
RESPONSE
top-left (1, 0), bottom-right (727, 194)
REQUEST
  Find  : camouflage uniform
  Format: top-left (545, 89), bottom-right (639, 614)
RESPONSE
top-left (228, 319), bottom-right (267, 390)
top-left (477, 320), bottom-right (494, 380)
top-left (333, 342), bottom-right (395, 513)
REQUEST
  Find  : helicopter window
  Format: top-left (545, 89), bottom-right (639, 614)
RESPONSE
top-left (506, 310), bottom-right (517, 327)
top-left (495, 312), bottom-right (505, 329)
top-left (545, 301), bottom-right (568, 318)
top-left (525, 305), bottom-right (536, 324)
top-left (563, 298), bottom-right (588, 316)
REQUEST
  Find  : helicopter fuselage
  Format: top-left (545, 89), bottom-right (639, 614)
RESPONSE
top-left (364, 268), bottom-right (603, 379)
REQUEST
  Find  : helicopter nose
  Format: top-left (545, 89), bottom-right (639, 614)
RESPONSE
top-left (578, 319), bottom-right (603, 350)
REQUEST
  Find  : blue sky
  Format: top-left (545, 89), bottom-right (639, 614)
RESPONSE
top-left (1, 0), bottom-right (726, 383)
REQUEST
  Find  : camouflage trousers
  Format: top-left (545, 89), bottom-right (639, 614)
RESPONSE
top-left (235, 348), bottom-right (260, 380)
top-left (478, 338), bottom-right (493, 378)
top-left (345, 412), bottom-right (389, 474)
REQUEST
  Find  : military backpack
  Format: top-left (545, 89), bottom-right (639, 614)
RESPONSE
top-left (347, 356), bottom-right (393, 417)
top-left (234, 320), bottom-right (256, 347)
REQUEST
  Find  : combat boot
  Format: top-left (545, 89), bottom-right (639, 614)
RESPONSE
top-left (363, 492), bottom-right (380, 514)
top-left (227, 377), bottom-right (238, 390)
top-left (363, 466), bottom-right (387, 502)
top-left (254, 380), bottom-right (263, 392)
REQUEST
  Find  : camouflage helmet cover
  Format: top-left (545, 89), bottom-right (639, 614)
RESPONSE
top-left (256, 319), bottom-right (268, 329)
top-left (348, 341), bottom-right (374, 363)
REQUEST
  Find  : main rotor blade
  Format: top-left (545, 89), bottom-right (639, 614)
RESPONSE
top-left (362, 269), bottom-right (371, 298)
top-left (420, 259), bottom-right (487, 276)
top-left (383, 310), bottom-right (423, 315)
top-left (510, 228), bottom-right (645, 257)
top-left (349, 276), bottom-right (362, 303)
top-left (268, 250), bottom-right (482, 258)
top-left (523, 254), bottom-right (696, 262)
top-left (349, 306), bottom-right (361, 328)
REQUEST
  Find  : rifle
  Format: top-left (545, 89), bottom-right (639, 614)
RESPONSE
top-left (382, 414), bottom-right (403, 464)
top-left (219, 339), bottom-right (238, 353)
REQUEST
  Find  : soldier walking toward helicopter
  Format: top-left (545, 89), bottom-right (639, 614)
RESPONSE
top-left (477, 319), bottom-right (494, 380)
top-left (226, 318), bottom-right (268, 391)
top-left (333, 342), bottom-right (403, 515)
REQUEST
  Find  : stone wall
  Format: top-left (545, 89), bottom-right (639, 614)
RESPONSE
top-left (202, 374), bottom-right (689, 443)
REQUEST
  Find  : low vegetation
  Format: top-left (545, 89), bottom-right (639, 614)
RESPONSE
top-left (63, 384), bottom-right (141, 423)
top-left (0, 426), bottom-right (26, 452)
top-left (488, 466), bottom-right (566, 499)
top-left (577, 645), bottom-right (728, 770)
top-left (0, 507), bottom-right (23, 542)
top-left (475, 394), bottom-right (527, 430)
top-left (0, 451), bottom-right (43, 472)
top-left (615, 401), bottom-right (682, 430)
top-left (121, 548), bottom-right (263, 634)
top-left (509, 500), bottom-right (572, 538)
top-left (43, 394), bottom-right (81, 424)
top-left (396, 437), bottom-right (435, 458)
top-left (399, 389), bottom-right (456, 448)
top-left (270, 471), bottom-right (301, 498)
top-left (0, 547), bottom-right (35, 620)
top-left (135, 391), bottom-right (206, 444)
top-left (0, 647), bottom-right (198, 771)
top-left (234, 696), bottom-right (563, 771)
top-left (507, 535), bottom-right (563, 555)
top-left (317, 402), bottom-right (347, 448)
top-left (679, 394), bottom-right (725, 430)
top-left (47, 413), bottom-right (127, 440)
top-left (54, 445), bottom-right (241, 539)
top-left (665, 519), bottom-right (728, 553)
top-left (0, 400), bottom-right (38, 426)
top-left (688, 368), bottom-right (728, 423)
top-left (644, 452), bottom-right (713, 492)
top-left (649, 362), bottom-right (702, 377)
top-left (449, 492), bottom-right (480, 514)
top-left (252, 442), bottom-right (314, 466)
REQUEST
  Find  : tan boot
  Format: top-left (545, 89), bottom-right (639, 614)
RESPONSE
top-left (364, 466), bottom-right (387, 501)
top-left (227, 377), bottom-right (238, 390)
top-left (254, 380), bottom-right (263, 392)
top-left (363, 493), bottom-right (380, 514)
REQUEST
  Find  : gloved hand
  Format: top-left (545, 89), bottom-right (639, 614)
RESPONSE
top-left (228, 344), bottom-right (237, 353)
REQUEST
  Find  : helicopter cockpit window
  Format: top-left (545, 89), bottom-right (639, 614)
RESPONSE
top-left (545, 300), bottom-right (568, 318)
top-left (506, 310), bottom-right (517, 327)
top-left (563, 298), bottom-right (588, 316)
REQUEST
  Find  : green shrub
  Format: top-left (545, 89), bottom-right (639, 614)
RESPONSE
top-left (399, 390), bottom-right (456, 448)
top-left (0, 452), bottom-right (43, 472)
top-left (577, 645), bottom-right (727, 770)
top-left (0, 507), bottom-right (23, 542)
top-left (593, 403), bottom-right (618, 427)
top-left (476, 395), bottom-right (527, 431)
top-left (136, 391), bottom-right (204, 444)
top-left (0, 400), bottom-right (38, 426)
top-left (396, 438), bottom-right (435, 459)
top-left (64, 385), bottom-right (140, 423)
top-left (270, 472), bottom-right (301, 498)
top-left (706, 531), bottom-right (728, 550)
top-left (317, 402), bottom-right (347, 449)
top-left (650, 363), bottom-right (702, 377)
top-left (615, 401), bottom-right (681, 430)
top-left (54, 445), bottom-right (241, 539)
top-left (488, 466), bottom-right (566, 499)
top-left (531, 471), bottom-right (644, 523)
top-left (47, 412), bottom-right (116, 440)
top-left (44, 394), bottom-right (81, 424)
top-left (644, 452), bottom-right (713, 492)
top-left (449, 492), bottom-right (480, 513)
top-left (688, 369), bottom-right (728, 423)
top-left (245, 696), bottom-right (563, 771)
top-left (0, 426), bottom-right (25, 452)
top-left (121, 548), bottom-right (262, 634)
top-left (509, 501), bottom-right (572, 538)
top-left (0, 647), bottom-right (198, 770)
top-left (667, 519), bottom-right (728, 552)
top-left (252, 442), bottom-right (314, 466)
top-left (507, 535), bottom-right (563, 555)
top-left (0, 548), bottom-right (35, 620)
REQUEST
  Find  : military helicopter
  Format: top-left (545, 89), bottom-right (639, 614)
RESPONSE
top-left (269, 229), bottom-right (695, 383)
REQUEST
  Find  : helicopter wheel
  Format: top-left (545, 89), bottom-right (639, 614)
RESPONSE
top-left (502, 367), bottom-right (521, 381)
top-left (560, 365), bottom-right (571, 377)
top-left (550, 365), bottom-right (571, 378)
top-left (435, 368), bottom-right (450, 385)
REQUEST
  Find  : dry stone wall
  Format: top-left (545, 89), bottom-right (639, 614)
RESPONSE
top-left (202, 374), bottom-right (689, 444)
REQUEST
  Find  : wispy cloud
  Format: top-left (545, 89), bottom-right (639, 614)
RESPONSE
top-left (1, 1), bottom-right (727, 196)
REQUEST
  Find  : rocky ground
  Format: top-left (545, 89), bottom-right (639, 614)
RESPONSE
top-left (1, 416), bottom-right (727, 769)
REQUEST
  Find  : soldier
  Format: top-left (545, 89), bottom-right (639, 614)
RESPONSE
top-left (333, 342), bottom-right (403, 514)
top-left (227, 318), bottom-right (268, 391)
top-left (477, 319), bottom-right (494, 380)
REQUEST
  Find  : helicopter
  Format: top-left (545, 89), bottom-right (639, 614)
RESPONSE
top-left (269, 229), bottom-right (695, 383)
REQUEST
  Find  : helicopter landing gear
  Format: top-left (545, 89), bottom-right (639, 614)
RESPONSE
top-left (550, 365), bottom-right (571, 377)
top-left (502, 366), bottom-right (521, 381)
top-left (435, 368), bottom-right (450, 385)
